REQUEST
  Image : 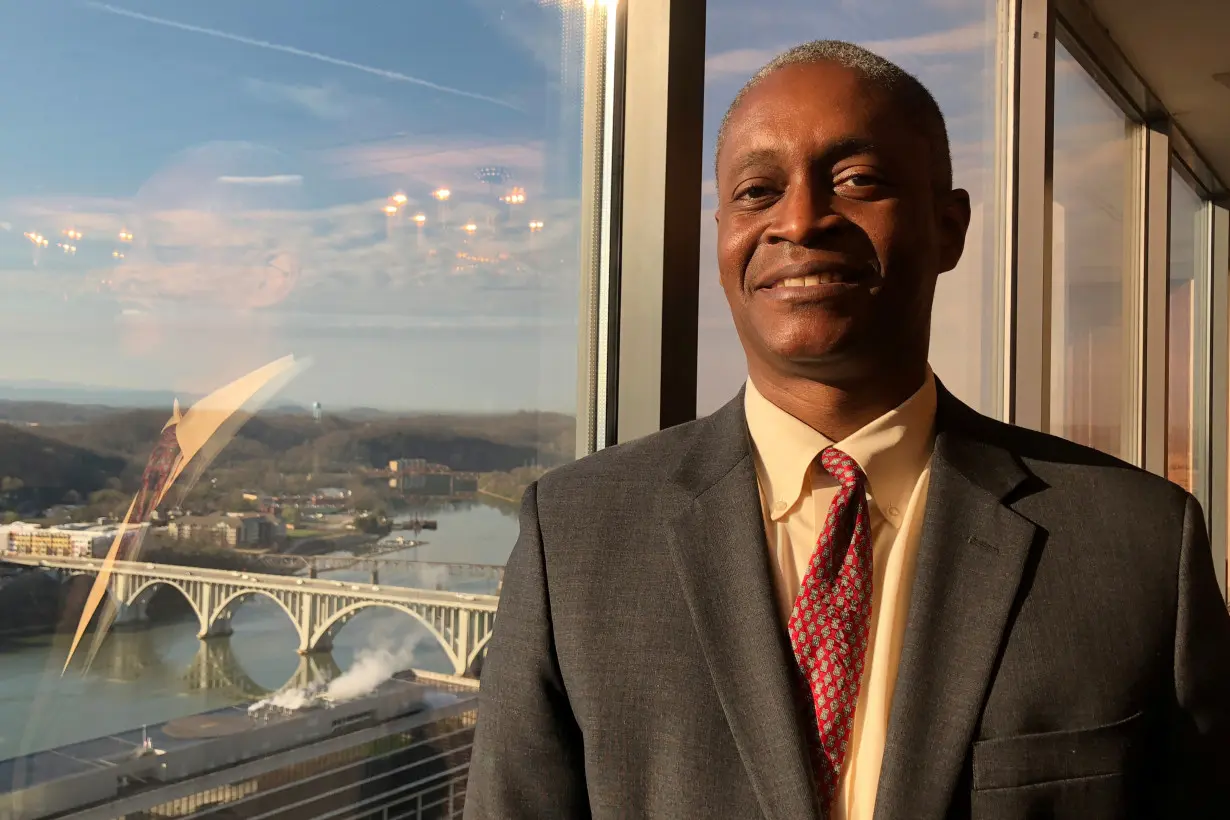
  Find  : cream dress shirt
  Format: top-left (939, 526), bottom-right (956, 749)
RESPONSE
top-left (744, 372), bottom-right (937, 820)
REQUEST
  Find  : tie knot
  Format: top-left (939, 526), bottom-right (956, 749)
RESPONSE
top-left (818, 447), bottom-right (865, 490)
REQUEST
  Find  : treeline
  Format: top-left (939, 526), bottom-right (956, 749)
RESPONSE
top-left (0, 403), bottom-right (577, 515)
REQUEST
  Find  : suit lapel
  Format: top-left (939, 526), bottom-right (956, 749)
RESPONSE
top-left (664, 395), bottom-right (820, 820)
top-left (873, 386), bottom-right (1041, 820)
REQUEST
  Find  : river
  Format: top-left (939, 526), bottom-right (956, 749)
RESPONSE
top-left (0, 500), bottom-right (520, 761)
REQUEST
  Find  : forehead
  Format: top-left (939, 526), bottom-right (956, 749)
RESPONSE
top-left (719, 61), bottom-right (918, 171)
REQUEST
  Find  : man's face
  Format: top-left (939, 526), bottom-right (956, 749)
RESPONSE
top-left (715, 61), bottom-right (969, 385)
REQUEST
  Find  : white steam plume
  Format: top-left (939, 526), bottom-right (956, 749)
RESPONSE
top-left (248, 636), bottom-right (424, 714)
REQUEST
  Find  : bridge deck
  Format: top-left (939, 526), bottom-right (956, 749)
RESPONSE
top-left (1, 555), bottom-right (500, 611)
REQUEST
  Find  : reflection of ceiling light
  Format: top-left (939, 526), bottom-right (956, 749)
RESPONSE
top-left (528, 220), bottom-right (544, 231)
top-left (502, 187), bottom-right (526, 205)
top-left (412, 213), bottom-right (427, 225)
top-left (63, 229), bottom-right (82, 240)
top-left (391, 193), bottom-right (408, 205)
top-left (1215, 72), bottom-right (1230, 90)
top-left (383, 204), bottom-right (399, 215)
top-left (433, 188), bottom-right (451, 201)
top-left (119, 230), bottom-right (133, 242)
top-left (463, 222), bottom-right (478, 234)
top-left (112, 250), bottom-right (125, 259)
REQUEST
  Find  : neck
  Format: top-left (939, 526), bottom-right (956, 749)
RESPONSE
top-left (748, 362), bottom-right (928, 441)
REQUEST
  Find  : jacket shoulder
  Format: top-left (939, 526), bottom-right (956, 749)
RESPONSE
top-left (961, 406), bottom-right (1191, 509)
top-left (536, 415), bottom-right (713, 498)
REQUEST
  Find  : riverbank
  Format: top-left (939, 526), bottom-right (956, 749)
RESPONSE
top-left (477, 489), bottom-right (519, 505)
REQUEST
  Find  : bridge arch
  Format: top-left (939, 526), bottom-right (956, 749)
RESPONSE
top-left (125, 578), bottom-right (207, 633)
top-left (305, 601), bottom-right (461, 673)
top-left (465, 631), bottom-right (494, 676)
top-left (58, 572), bottom-right (122, 631)
top-left (208, 589), bottom-right (304, 645)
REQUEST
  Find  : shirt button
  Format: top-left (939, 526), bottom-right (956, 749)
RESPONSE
top-left (887, 505), bottom-right (900, 518)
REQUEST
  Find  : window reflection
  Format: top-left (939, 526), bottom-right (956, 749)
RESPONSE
top-left (1049, 42), bottom-right (1140, 460)
top-left (0, 0), bottom-right (604, 813)
top-left (1167, 168), bottom-right (1210, 498)
top-left (697, 1), bottom-right (1008, 417)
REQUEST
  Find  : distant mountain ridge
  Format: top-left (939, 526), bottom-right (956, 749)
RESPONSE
top-left (0, 381), bottom-right (194, 408)
top-left (0, 400), bottom-right (576, 507)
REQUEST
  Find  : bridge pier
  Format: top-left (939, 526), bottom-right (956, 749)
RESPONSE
top-left (371, 568), bottom-right (380, 586)
top-left (200, 614), bottom-right (234, 640)
top-left (113, 598), bottom-right (148, 627)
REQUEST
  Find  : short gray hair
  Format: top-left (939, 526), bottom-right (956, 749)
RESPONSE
top-left (715, 40), bottom-right (952, 191)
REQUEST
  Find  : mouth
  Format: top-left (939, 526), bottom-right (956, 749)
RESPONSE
top-left (755, 260), bottom-right (880, 299)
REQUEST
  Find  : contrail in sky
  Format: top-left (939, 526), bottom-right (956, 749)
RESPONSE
top-left (84, 2), bottom-right (518, 110)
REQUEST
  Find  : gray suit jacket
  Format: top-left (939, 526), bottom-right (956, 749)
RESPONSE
top-left (465, 386), bottom-right (1230, 819)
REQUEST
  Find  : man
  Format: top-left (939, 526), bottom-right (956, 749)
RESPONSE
top-left (465, 41), bottom-right (1230, 819)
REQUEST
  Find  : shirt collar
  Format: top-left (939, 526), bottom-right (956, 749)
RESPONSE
top-left (744, 370), bottom-right (937, 522)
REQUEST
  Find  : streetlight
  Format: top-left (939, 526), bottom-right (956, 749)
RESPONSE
top-left (502, 188), bottom-right (526, 205)
top-left (412, 213), bottom-right (427, 225)
top-left (391, 193), bottom-right (408, 206)
top-left (528, 220), bottom-right (544, 232)
top-left (383, 204), bottom-right (399, 215)
top-left (463, 222), bottom-right (478, 235)
top-left (432, 188), bottom-right (451, 202)
top-left (118, 230), bottom-right (133, 242)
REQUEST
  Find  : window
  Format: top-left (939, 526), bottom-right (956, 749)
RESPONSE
top-left (0, 0), bottom-right (606, 814)
top-left (697, 0), bottom-right (1009, 417)
top-left (1049, 41), bottom-right (1141, 461)
top-left (1167, 167), bottom-right (1211, 499)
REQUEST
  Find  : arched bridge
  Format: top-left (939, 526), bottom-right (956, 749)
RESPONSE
top-left (5, 555), bottom-right (498, 677)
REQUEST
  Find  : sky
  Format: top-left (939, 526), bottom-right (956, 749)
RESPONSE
top-left (0, 0), bottom-right (1122, 415)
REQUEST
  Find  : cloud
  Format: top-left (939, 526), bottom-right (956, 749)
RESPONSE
top-left (319, 138), bottom-right (547, 190)
top-left (704, 21), bottom-right (991, 83)
top-left (84, 2), bottom-right (519, 110)
top-left (243, 78), bottom-right (361, 121)
top-left (217, 174), bottom-right (304, 186)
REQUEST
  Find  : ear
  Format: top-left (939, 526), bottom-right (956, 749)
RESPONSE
top-left (936, 188), bottom-right (971, 274)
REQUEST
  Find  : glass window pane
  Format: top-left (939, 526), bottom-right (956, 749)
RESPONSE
top-left (0, 0), bottom-right (603, 812)
top-left (1167, 169), bottom-right (1210, 498)
top-left (697, 1), bottom-right (1008, 417)
top-left (1049, 42), bottom-right (1140, 460)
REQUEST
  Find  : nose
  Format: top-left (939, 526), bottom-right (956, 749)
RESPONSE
top-left (763, 177), bottom-right (845, 247)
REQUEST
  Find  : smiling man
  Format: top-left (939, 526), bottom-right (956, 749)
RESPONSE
top-left (465, 42), bottom-right (1230, 820)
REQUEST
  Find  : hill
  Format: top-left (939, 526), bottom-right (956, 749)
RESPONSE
top-left (0, 400), bottom-right (127, 426)
top-left (0, 425), bottom-right (127, 509)
top-left (33, 405), bottom-right (576, 481)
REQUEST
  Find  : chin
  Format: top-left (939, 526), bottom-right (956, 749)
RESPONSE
top-left (767, 332), bottom-right (879, 378)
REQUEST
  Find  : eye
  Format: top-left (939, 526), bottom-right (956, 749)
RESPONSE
top-left (837, 173), bottom-right (879, 188)
top-left (733, 182), bottom-right (777, 202)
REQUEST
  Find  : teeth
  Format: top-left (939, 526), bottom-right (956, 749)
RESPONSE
top-left (774, 273), bottom-right (850, 288)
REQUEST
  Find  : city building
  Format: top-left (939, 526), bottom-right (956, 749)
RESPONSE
top-left (167, 513), bottom-right (286, 548)
top-left (388, 459), bottom-right (477, 496)
top-left (0, 522), bottom-right (114, 558)
top-left (0, 674), bottom-right (476, 820)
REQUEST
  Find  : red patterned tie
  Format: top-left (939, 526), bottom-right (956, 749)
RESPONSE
top-left (788, 447), bottom-right (873, 812)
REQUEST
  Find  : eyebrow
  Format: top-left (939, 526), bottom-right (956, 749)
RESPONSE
top-left (722, 137), bottom-right (880, 180)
